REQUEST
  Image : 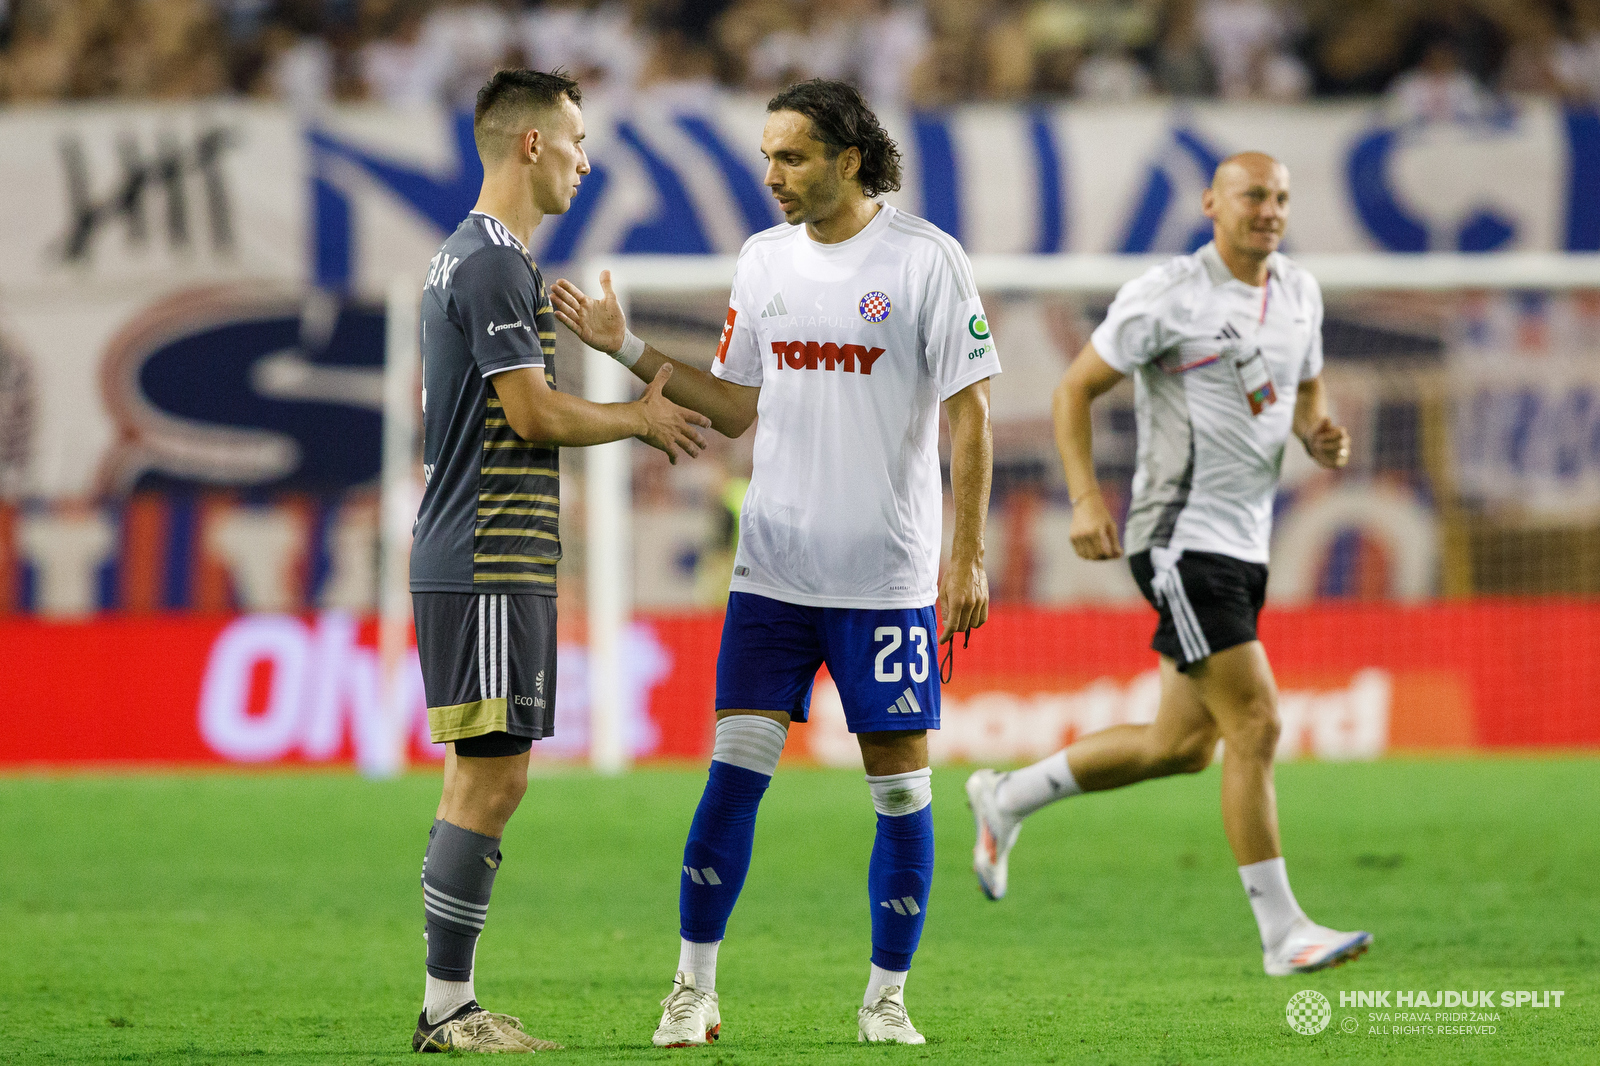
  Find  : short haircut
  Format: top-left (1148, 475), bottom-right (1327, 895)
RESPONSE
top-left (766, 79), bottom-right (902, 198)
top-left (473, 69), bottom-right (582, 160)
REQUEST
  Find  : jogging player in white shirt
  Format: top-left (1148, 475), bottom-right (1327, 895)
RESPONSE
top-left (552, 79), bottom-right (997, 1045)
top-left (966, 152), bottom-right (1373, 977)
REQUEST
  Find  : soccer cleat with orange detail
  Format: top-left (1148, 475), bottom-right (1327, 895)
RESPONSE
top-left (965, 769), bottom-right (1021, 901)
top-left (1263, 918), bottom-right (1373, 976)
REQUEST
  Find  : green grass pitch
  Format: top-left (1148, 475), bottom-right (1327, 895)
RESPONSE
top-left (2, 757), bottom-right (1596, 1064)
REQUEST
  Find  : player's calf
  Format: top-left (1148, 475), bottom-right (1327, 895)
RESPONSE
top-left (655, 714), bottom-right (786, 1045)
top-left (864, 765), bottom-right (933, 1032)
top-left (677, 715), bottom-right (786, 946)
top-left (1148, 724), bottom-right (1219, 777)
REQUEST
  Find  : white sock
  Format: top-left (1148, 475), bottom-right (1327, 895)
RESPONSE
top-left (1239, 856), bottom-right (1307, 949)
top-left (424, 973), bottom-right (476, 1025)
top-left (678, 937), bottom-right (721, 993)
top-left (994, 750), bottom-right (1082, 819)
top-left (865, 963), bottom-right (909, 1006)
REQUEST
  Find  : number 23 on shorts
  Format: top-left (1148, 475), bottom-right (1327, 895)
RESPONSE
top-left (873, 625), bottom-right (931, 683)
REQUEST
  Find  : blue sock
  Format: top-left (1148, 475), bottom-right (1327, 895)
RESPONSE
top-left (679, 759), bottom-right (771, 943)
top-left (868, 804), bottom-right (934, 970)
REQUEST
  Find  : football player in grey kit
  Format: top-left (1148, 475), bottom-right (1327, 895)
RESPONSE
top-left (408, 69), bottom-right (709, 1053)
top-left (967, 152), bottom-right (1373, 977)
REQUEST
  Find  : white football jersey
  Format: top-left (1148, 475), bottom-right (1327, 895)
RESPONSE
top-left (713, 205), bottom-right (1000, 609)
top-left (1091, 241), bottom-right (1325, 564)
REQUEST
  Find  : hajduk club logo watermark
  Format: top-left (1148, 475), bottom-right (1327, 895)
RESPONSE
top-left (1288, 989), bottom-right (1563, 1038)
top-left (1287, 990), bottom-right (1332, 1035)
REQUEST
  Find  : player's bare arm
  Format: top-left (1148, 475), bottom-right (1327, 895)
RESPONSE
top-left (550, 270), bottom-right (761, 438)
top-left (491, 360), bottom-right (711, 464)
top-left (940, 379), bottom-right (993, 643)
top-left (1052, 343), bottom-right (1127, 561)
top-left (1292, 376), bottom-right (1350, 469)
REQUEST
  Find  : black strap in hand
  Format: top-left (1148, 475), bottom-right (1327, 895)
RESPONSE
top-left (940, 629), bottom-right (970, 685)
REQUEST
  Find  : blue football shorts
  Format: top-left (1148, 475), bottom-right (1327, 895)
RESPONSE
top-left (715, 591), bottom-right (941, 733)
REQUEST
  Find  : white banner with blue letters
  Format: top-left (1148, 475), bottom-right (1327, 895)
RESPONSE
top-left (0, 97), bottom-right (1596, 501)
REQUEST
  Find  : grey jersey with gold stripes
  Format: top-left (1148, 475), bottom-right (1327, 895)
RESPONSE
top-left (411, 212), bottom-right (561, 594)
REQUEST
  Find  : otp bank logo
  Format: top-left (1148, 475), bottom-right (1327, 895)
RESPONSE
top-left (770, 341), bottom-right (886, 374)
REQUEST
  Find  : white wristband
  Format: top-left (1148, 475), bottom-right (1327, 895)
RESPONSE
top-left (613, 330), bottom-right (646, 368)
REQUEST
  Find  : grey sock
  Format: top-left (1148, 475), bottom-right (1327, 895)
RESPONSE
top-left (422, 821), bottom-right (502, 981)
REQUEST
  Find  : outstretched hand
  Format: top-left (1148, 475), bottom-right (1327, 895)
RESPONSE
top-left (551, 270), bottom-right (627, 354)
top-left (1301, 416), bottom-right (1351, 469)
top-left (636, 363), bottom-right (712, 464)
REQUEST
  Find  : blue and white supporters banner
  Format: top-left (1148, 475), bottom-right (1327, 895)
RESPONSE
top-left (1, 97), bottom-right (1597, 297)
top-left (0, 97), bottom-right (1597, 499)
top-left (308, 99), bottom-right (1600, 286)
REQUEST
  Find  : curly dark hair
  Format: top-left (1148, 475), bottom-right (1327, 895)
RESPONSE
top-left (473, 69), bottom-right (582, 158)
top-left (766, 79), bottom-right (902, 198)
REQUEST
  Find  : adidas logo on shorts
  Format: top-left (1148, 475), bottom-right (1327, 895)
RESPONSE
top-left (886, 687), bottom-right (923, 715)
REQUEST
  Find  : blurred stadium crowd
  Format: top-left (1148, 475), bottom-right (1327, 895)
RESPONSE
top-left (3, 0), bottom-right (1600, 112)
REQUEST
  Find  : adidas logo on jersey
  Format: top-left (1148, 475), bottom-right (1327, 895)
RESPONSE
top-left (886, 687), bottom-right (924, 715)
top-left (760, 293), bottom-right (789, 318)
top-left (770, 341), bottom-right (886, 375)
top-left (1216, 322), bottom-right (1242, 341)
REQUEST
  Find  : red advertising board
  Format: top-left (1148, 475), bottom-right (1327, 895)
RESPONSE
top-left (1, 603), bottom-right (1595, 769)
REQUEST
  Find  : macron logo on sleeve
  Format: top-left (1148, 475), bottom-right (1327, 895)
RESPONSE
top-left (487, 320), bottom-right (527, 335)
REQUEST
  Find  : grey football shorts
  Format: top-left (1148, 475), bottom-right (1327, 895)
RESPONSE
top-left (412, 591), bottom-right (557, 748)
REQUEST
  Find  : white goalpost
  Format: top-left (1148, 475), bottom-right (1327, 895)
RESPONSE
top-left (381, 250), bottom-right (1600, 777)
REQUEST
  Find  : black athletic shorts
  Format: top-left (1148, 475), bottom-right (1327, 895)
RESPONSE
top-left (1128, 550), bottom-right (1268, 672)
top-left (413, 592), bottom-right (557, 749)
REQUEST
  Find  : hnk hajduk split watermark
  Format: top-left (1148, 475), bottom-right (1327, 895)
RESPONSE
top-left (1286, 989), bottom-right (1566, 1037)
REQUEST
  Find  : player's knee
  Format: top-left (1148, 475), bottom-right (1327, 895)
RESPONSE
top-left (497, 771), bottom-right (529, 811)
top-left (1231, 696), bottom-right (1280, 759)
top-left (472, 770), bottom-right (527, 819)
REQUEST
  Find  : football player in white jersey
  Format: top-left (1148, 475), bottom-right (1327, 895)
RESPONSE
top-left (966, 152), bottom-right (1373, 977)
top-left (552, 79), bottom-right (998, 1045)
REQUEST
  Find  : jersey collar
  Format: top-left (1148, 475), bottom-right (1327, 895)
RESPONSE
top-left (470, 211), bottom-right (530, 256)
top-left (1198, 240), bottom-right (1278, 289)
top-left (801, 201), bottom-right (893, 255)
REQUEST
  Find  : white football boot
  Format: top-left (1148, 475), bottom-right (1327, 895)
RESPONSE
top-left (966, 769), bottom-right (1021, 901)
top-left (1264, 918), bottom-right (1373, 976)
top-left (412, 1001), bottom-right (532, 1053)
top-left (858, 985), bottom-right (925, 1044)
top-left (652, 971), bottom-right (721, 1048)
